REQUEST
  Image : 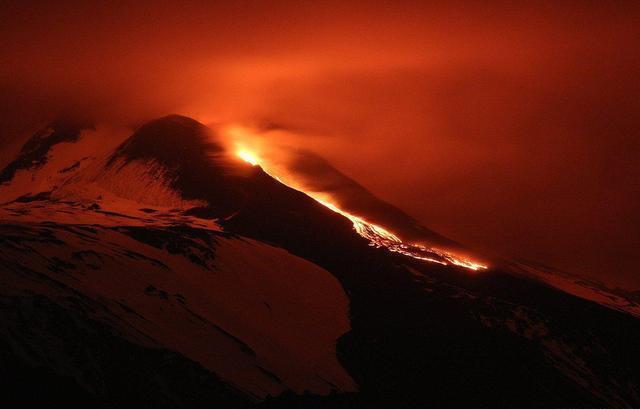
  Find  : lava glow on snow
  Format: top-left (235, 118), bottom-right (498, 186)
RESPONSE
top-left (236, 148), bottom-right (488, 271)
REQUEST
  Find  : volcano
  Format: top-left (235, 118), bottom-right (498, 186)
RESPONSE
top-left (1, 115), bottom-right (638, 408)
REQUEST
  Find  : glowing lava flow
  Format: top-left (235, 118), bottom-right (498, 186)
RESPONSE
top-left (236, 149), bottom-right (487, 271)
top-left (237, 149), bottom-right (259, 166)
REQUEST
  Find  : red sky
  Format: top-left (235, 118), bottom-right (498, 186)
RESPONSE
top-left (1, 1), bottom-right (639, 288)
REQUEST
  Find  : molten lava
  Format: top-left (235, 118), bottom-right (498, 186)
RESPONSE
top-left (235, 148), bottom-right (487, 271)
top-left (237, 149), bottom-right (259, 166)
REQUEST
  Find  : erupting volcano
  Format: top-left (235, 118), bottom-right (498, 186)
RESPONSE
top-left (0, 115), bottom-right (638, 409)
top-left (2, 2), bottom-right (639, 407)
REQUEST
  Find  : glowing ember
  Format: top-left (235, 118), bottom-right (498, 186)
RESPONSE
top-left (236, 148), bottom-right (487, 271)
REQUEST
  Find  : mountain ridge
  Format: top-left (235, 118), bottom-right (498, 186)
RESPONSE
top-left (0, 115), bottom-right (638, 408)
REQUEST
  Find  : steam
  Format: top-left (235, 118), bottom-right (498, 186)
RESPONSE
top-left (1, 2), bottom-right (639, 287)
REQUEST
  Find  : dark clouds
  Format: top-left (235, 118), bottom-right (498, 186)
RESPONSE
top-left (1, 1), bottom-right (639, 287)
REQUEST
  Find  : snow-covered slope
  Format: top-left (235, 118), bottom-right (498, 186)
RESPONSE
top-left (510, 260), bottom-right (640, 318)
top-left (0, 219), bottom-right (354, 398)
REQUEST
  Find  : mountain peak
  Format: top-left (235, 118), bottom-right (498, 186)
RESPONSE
top-left (101, 115), bottom-right (256, 216)
top-left (108, 115), bottom-right (223, 168)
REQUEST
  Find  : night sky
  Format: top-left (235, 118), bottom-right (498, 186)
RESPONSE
top-left (1, 1), bottom-right (639, 288)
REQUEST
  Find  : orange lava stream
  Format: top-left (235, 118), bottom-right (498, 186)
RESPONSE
top-left (236, 148), bottom-right (487, 271)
